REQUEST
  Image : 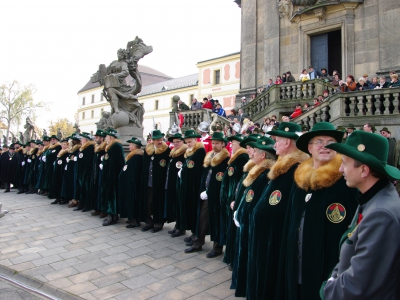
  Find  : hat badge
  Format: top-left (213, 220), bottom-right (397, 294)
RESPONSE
top-left (285, 127), bottom-right (289, 132)
top-left (357, 144), bottom-right (365, 152)
top-left (262, 141), bottom-right (266, 145)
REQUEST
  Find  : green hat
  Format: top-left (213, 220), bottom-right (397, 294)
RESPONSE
top-left (30, 140), bottom-right (38, 144)
top-left (380, 127), bottom-right (391, 134)
top-left (79, 132), bottom-right (92, 140)
top-left (14, 141), bottom-right (24, 146)
top-left (49, 134), bottom-right (59, 140)
top-left (326, 131), bottom-right (400, 180)
top-left (60, 138), bottom-right (68, 143)
top-left (2, 144), bottom-right (9, 148)
top-left (210, 132), bottom-right (228, 143)
top-left (296, 122), bottom-right (344, 154)
top-left (9, 144), bottom-right (15, 150)
top-left (68, 133), bottom-right (80, 141)
top-left (347, 124), bottom-right (356, 129)
top-left (168, 133), bottom-right (184, 142)
top-left (43, 136), bottom-right (50, 141)
top-left (94, 129), bottom-right (106, 137)
top-left (152, 130), bottom-right (165, 140)
top-left (183, 129), bottom-right (201, 139)
top-left (301, 125), bottom-right (308, 132)
top-left (239, 133), bottom-right (262, 148)
top-left (227, 134), bottom-right (243, 143)
top-left (247, 136), bottom-right (276, 153)
top-left (126, 137), bottom-right (143, 147)
top-left (36, 140), bottom-right (44, 145)
top-left (104, 128), bottom-right (118, 138)
top-left (267, 122), bottom-right (302, 140)
top-left (24, 142), bottom-right (30, 147)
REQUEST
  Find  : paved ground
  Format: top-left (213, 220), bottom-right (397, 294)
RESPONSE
top-left (0, 277), bottom-right (44, 300)
top-left (0, 190), bottom-right (235, 300)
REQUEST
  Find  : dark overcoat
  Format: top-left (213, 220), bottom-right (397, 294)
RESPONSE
top-left (76, 141), bottom-right (95, 207)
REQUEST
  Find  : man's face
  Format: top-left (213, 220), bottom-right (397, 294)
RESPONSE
top-left (172, 138), bottom-right (183, 149)
top-left (106, 135), bottom-right (111, 144)
top-left (212, 140), bottom-right (224, 152)
top-left (30, 142), bottom-right (36, 148)
top-left (94, 136), bottom-right (104, 145)
top-left (380, 131), bottom-right (389, 138)
top-left (268, 79), bottom-right (273, 84)
top-left (339, 155), bottom-right (363, 188)
top-left (321, 70), bottom-right (326, 75)
top-left (307, 135), bottom-right (337, 165)
top-left (347, 128), bottom-right (354, 134)
top-left (309, 67), bottom-right (314, 72)
top-left (153, 138), bottom-right (163, 148)
top-left (15, 145), bottom-right (20, 150)
top-left (274, 136), bottom-right (289, 156)
top-left (323, 92), bottom-right (329, 97)
top-left (62, 142), bottom-right (68, 150)
top-left (81, 137), bottom-right (88, 145)
top-left (9, 149), bottom-right (15, 154)
top-left (282, 116), bottom-right (290, 122)
top-left (192, 99), bottom-right (197, 103)
top-left (318, 95), bottom-right (323, 101)
top-left (363, 124), bottom-right (372, 132)
top-left (231, 140), bottom-right (241, 153)
top-left (207, 94), bottom-right (212, 100)
top-left (129, 143), bottom-right (136, 151)
top-left (246, 145), bottom-right (254, 158)
top-left (252, 148), bottom-right (265, 164)
top-left (38, 144), bottom-right (44, 150)
top-left (185, 138), bottom-right (196, 148)
top-left (44, 141), bottom-right (50, 146)
top-left (50, 138), bottom-right (57, 145)
top-left (238, 109), bottom-right (243, 114)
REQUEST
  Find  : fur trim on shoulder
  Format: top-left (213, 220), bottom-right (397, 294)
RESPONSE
top-left (243, 159), bottom-right (275, 187)
top-left (80, 140), bottom-right (95, 152)
top-left (126, 148), bottom-right (144, 161)
top-left (57, 149), bottom-right (69, 158)
top-left (106, 139), bottom-right (122, 152)
top-left (28, 147), bottom-right (38, 155)
top-left (294, 155), bottom-right (343, 191)
top-left (145, 141), bottom-right (168, 155)
top-left (268, 149), bottom-right (310, 180)
top-left (227, 148), bottom-right (247, 165)
top-left (185, 142), bottom-right (204, 158)
top-left (145, 143), bottom-right (154, 155)
top-left (69, 144), bottom-right (81, 153)
top-left (203, 148), bottom-right (230, 168)
top-left (16, 148), bottom-right (23, 153)
top-left (37, 149), bottom-right (44, 156)
top-left (170, 144), bottom-right (188, 158)
top-left (49, 142), bottom-right (61, 150)
top-left (155, 142), bottom-right (169, 155)
top-left (95, 141), bottom-right (107, 153)
top-left (43, 145), bottom-right (50, 152)
top-left (243, 160), bottom-right (255, 173)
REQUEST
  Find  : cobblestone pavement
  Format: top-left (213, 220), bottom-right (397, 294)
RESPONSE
top-left (0, 277), bottom-right (44, 300)
top-left (0, 190), bottom-right (235, 300)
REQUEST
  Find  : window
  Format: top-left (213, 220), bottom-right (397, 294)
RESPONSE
top-left (91, 95), bottom-right (94, 103)
top-left (91, 110), bottom-right (94, 118)
top-left (82, 97), bottom-right (85, 105)
top-left (82, 112), bottom-right (85, 119)
top-left (155, 100), bottom-right (159, 110)
top-left (100, 94), bottom-right (104, 101)
top-left (214, 70), bottom-right (220, 85)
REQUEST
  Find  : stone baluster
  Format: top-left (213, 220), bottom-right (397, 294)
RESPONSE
top-left (280, 86), bottom-right (286, 100)
top-left (309, 115), bottom-right (315, 128)
top-left (316, 110), bottom-right (322, 123)
top-left (349, 96), bottom-right (356, 116)
top-left (296, 84), bottom-right (302, 99)
top-left (365, 95), bottom-right (373, 115)
top-left (302, 83), bottom-right (308, 99)
top-left (393, 91), bottom-right (399, 114)
top-left (287, 85), bottom-right (293, 100)
top-left (322, 106), bottom-right (330, 122)
top-left (309, 83), bottom-right (314, 99)
top-left (382, 92), bottom-right (390, 115)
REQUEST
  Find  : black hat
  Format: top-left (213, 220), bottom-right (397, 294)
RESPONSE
top-left (49, 135), bottom-right (59, 140)
top-left (168, 133), bottom-right (184, 142)
top-left (43, 136), bottom-right (50, 141)
top-left (2, 144), bottom-right (9, 148)
top-left (79, 132), bottom-right (92, 140)
top-left (9, 144), bottom-right (15, 150)
top-left (126, 137), bottom-right (143, 147)
top-left (94, 129), bottom-right (106, 137)
top-left (14, 141), bottom-right (24, 146)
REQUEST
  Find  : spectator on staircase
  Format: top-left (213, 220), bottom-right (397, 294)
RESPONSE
top-left (289, 103), bottom-right (303, 119)
top-left (389, 73), bottom-right (400, 88)
top-left (340, 75), bottom-right (357, 92)
top-left (357, 77), bottom-right (370, 91)
top-left (275, 75), bottom-right (283, 84)
top-left (374, 76), bottom-right (389, 89)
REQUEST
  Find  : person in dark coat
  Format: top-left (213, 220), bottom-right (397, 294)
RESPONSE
top-left (74, 132), bottom-right (95, 212)
top-left (45, 135), bottom-right (62, 199)
top-left (63, 135), bottom-right (81, 206)
top-left (36, 136), bottom-right (50, 196)
top-left (119, 137), bottom-right (143, 228)
top-left (90, 130), bottom-right (107, 216)
top-left (165, 133), bottom-right (188, 235)
top-left (21, 143), bottom-right (31, 193)
top-left (25, 140), bottom-right (39, 194)
top-left (2, 144), bottom-right (18, 192)
top-left (50, 139), bottom-right (69, 204)
top-left (0, 145), bottom-right (10, 189)
top-left (282, 122), bottom-right (358, 300)
top-left (101, 128), bottom-right (125, 226)
top-left (231, 137), bottom-right (276, 297)
top-left (33, 140), bottom-right (44, 194)
top-left (185, 132), bottom-right (230, 258)
top-left (176, 130), bottom-right (206, 242)
top-left (246, 123), bottom-right (309, 300)
top-left (14, 141), bottom-right (25, 194)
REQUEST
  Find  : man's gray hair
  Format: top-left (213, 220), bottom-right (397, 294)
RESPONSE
top-left (255, 148), bottom-right (276, 160)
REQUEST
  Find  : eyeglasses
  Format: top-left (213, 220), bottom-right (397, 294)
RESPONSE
top-left (309, 140), bottom-right (335, 147)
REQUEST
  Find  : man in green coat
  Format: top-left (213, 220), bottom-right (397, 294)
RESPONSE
top-left (90, 130), bottom-right (107, 216)
top-left (37, 136), bottom-right (50, 196)
top-left (101, 128), bottom-right (125, 226)
top-left (51, 138), bottom-right (69, 204)
top-left (64, 134), bottom-right (81, 207)
top-left (45, 135), bottom-right (62, 199)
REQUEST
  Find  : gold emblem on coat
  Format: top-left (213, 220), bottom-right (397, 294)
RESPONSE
top-left (357, 144), bottom-right (365, 152)
top-left (123, 165), bottom-right (127, 171)
top-left (79, 153), bottom-right (83, 158)
top-left (187, 160), bottom-right (195, 168)
top-left (176, 161), bottom-right (183, 169)
top-left (228, 167), bottom-right (234, 176)
top-left (216, 172), bottom-right (224, 181)
top-left (32, 155), bottom-right (36, 159)
top-left (70, 155), bottom-right (75, 160)
top-left (104, 154), bottom-right (109, 160)
top-left (326, 203), bottom-right (346, 223)
top-left (246, 190), bottom-right (254, 202)
top-left (159, 159), bottom-right (167, 167)
top-left (269, 190), bottom-right (282, 205)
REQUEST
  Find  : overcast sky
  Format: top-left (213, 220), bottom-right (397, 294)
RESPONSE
top-left (0, 0), bottom-right (241, 129)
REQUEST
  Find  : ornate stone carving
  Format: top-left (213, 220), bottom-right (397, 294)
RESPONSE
top-left (313, 7), bottom-right (326, 23)
top-left (96, 111), bottom-right (113, 131)
top-left (278, 0), bottom-right (292, 19)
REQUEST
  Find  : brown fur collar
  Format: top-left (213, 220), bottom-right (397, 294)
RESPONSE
top-left (49, 142), bottom-right (61, 150)
top-left (227, 148), bottom-right (247, 165)
top-left (145, 141), bottom-right (168, 155)
top-left (106, 139), bottom-right (122, 152)
top-left (268, 149), bottom-right (310, 180)
top-left (243, 159), bottom-right (275, 187)
top-left (23, 148), bottom-right (28, 154)
top-left (42, 145), bottom-right (50, 153)
top-left (16, 148), bottom-right (23, 153)
top-left (69, 144), bottom-right (81, 154)
top-left (203, 148), bottom-right (230, 168)
top-left (28, 147), bottom-right (38, 155)
top-left (126, 149), bottom-right (144, 161)
top-left (243, 160), bottom-right (255, 173)
top-left (95, 141), bottom-right (107, 153)
top-left (184, 142), bottom-right (204, 158)
top-left (80, 140), bottom-right (95, 152)
top-left (294, 155), bottom-right (343, 191)
top-left (170, 144), bottom-right (188, 158)
top-left (57, 149), bottom-right (69, 158)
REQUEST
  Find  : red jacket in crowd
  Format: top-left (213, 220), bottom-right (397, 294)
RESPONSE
top-left (202, 100), bottom-right (213, 110)
top-left (290, 107), bottom-right (303, 119)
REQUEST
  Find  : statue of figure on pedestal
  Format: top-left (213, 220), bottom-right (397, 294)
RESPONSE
top-left (73, 123), bottom-right (81, 134)
top-left (57, 128), bottom-right (62, 140)
top-left (96, 111), bottom-right (112, 131)
top-left (43, 129), bottom-right (47, 137)
top-left (23, 117), bottom-right (35, 143)
top-left (19, 132), bottom-right (24, 144)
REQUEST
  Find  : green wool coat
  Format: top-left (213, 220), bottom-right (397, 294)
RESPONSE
top-left (246, 150), bottom-right (309, 300)
top-left (61, 144), bottom-right (80, 200)
top-left (76, 141), bottom-right (95, 207)
top-left (177, 142), bottom-right (206, 231)
top-left (37, 146), bottom-right (50, 190)
top-left (283, 156), bottom-right (358, 300)
top-left (219, 148), bottom-right (248, 246)
top-left (231, 159), bottom-right (274, 297)
top-left (101, 139), bottom-right (125, 216)
top-left (14, 148), bottom-right (25, 189)
top-left (25, 147), bottom-right (38, 187)
top-left (118, 149), bottom-right (143, 220)
top-left (45, 143), bottom-right (62, 198)
top-left (140, 142), bottom-right (171, 224)
top-left (197, 148), bottom-right (230, 242)
top-left (90, 142), bottom-right (106, 211)
top-left (53, 149), bottom-right (68, 199)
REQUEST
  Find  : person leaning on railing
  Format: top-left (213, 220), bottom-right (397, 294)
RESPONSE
top-left (389, 73), bottom-right (400, 88)
top-left (340, 75), bottom-right (357, 92)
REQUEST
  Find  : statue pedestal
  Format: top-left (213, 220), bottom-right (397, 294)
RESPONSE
top-left (117, 126), bottom-right (144, 154)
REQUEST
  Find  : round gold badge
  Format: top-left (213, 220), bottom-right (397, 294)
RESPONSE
top-left (357, 144), bottom-right (365, 152)
top-left (326, 203), bottom-right (346, 223)
top-left (262, 141), bottom-right (266, 145)
top-left (228, 167), bottom-right (234, 176)
top-left (176, 161), bottom-right (183, 169)
top-left (187, 160), bottom-right (195, 168)
top-left (285, 127), bottom-right (289, 132)
top-left (104, 154), bottom-right (109, 160)
top-left (246, 190), bottom-right (254, 202)
top-left (79, 153), bottom-right (83, 158)
top-left (216, 172), bottom-right (224, 181)
top-left (269, 190), bottom-right (282, 205)
top-left (159, 159), bottom-right (167, 167)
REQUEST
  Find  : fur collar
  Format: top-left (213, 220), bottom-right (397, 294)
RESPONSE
top-left (57, 149), bottom-right (69, 158)
top-left (294, 155), bottom-right (343, 191)
top-left (268, 149), bottom-right (310, 180)
top-left (145, 141), bottom-right (168, 155)
top-left (80, 140), bottom-right (95, 152)
top-left (126, 148), bottom-right (144, 161)
top-left (243, 159), bottom-right (275, 187)
top-left (243, 160), bottom-right (255, 173)
top-left (28, 147), bottom-right (38, 155)
top-left (23, 148), bottom-right (28, 154)
top-left (42, 145), bottom-right (50, 153)
top-left (95, 141), bottom-right (107, 153)
top-left (106, 139), bottom-right (122, 152)
top-left (203, 148), bottom-right (230, 168)
top-left (69, 144), bottom-right (81, 153)
top-left (170, 144), bottom-right (188, 158)
top-left (184, 142), bottom-right (204, 158)
top-left (16, 148), bottom-right (23, 153)
top-left (49, 142), bottom-right (61, 150)
top-left (227, 148), bottom-right (247, 165)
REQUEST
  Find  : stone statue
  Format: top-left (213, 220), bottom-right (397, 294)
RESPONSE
top-left (57, 128), bottom-right (62, 140)
top-left (91, 37), bottom-right (153, 137)
top-left (10, 132), bottom-right (17, 143)
top-left (2, 135), bottom-right (6, 146)
top-left (23, 117), bottom-right (35, 143)
top-left (168, 123), bottom-right (181, 135)
top-left (278, 0), bottom-right (291, 19)
top-left (96, 111), bottom-right (112, 131)
top-left (43, 129), bottom-right (47, 136)
top-left (73, 123), bottom-right (81, 134)
top-left (19, 132), bottom-right (24, 144)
